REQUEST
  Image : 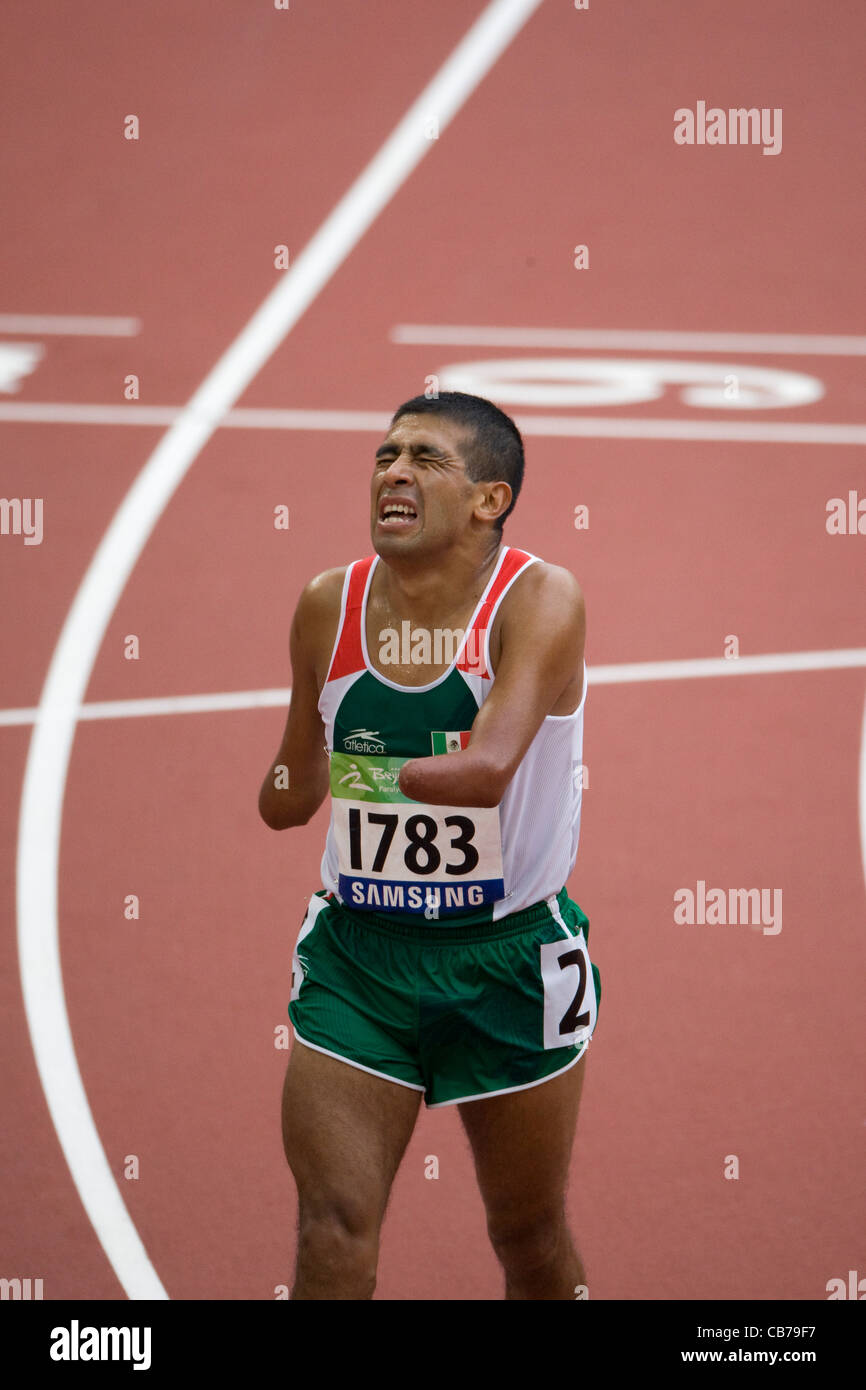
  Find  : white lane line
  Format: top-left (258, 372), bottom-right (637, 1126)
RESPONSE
top-left (3, 648), bottom-right (865, 729)
top-left (506, 417), bottom-right (866, 445)
top-left (2, 690), bottom-right (294, 727)
top-left (15, 0), bottom-right (544, 1304)
top-left (221, 408), bottom-right (389, 431)
top-left (3, 400), bottom-right (866, 444)
top-left (0, 315), bottom-right (140, 336)
top-left (588, 649), bottom-right (866, 684)
top-left (0, 403), bottom-right (182, 425)
top-left (391, 324), bottom-right (866, 355)
top-left (0, 403), bottom-right (391, 430)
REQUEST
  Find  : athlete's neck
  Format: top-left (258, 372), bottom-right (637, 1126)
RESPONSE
top-left (375, 539), bottom-right (503, 624)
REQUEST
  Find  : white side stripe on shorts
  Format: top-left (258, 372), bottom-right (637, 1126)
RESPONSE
top-left (548, 895), bottom-right (576, 938)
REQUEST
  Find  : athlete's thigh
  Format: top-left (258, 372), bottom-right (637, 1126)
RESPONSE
top-left (458, 1053), bottom-right (588, 1219)
top-left (282, 1039), bottom-right (423, 1222)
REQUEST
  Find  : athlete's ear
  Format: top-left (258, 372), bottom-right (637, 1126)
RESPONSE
top-left (474, 481), bottom-right (511, 525)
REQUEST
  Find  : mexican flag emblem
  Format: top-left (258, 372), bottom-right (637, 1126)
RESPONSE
top-left (431, 730), bottom-right (471, 755)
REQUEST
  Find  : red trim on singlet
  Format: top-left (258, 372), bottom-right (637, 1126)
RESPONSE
top-left (325, 556), bottom-right (375, 682)
top-left (455, 547), bottom-right (534, 678)
top-left (325, 547), bottom-right (536, 685)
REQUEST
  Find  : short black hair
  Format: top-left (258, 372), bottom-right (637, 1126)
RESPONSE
top-left (390, 391), bottom-right (524, 530)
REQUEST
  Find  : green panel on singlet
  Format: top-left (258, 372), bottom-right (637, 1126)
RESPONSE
top-left (333, 669), bottom-right (479, 760)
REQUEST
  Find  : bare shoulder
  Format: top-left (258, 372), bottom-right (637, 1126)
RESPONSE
top-left (487, 556), bottom-right (585, 697)
top-left (295, 566), bottom-right (348, 623)
top-left (500, 557), bottom-right (585, 627)
top-left (291, 566), bottom-right (348, 683)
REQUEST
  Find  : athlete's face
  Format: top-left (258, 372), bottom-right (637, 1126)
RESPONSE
top-left (370, 414), bottom-right (483, 557)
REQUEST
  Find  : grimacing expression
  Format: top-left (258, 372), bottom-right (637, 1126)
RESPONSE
top-left (370, 414), bottom-right (487, 554)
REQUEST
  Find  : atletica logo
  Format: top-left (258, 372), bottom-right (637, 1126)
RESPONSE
top-left (343, 729), bottom-right (385, 753)
top-left (674, 102), bottom-right (782, 156)
top-left (674, 880), bottom-right (782, 935)
top-left (49, 1320), bottom-right (152, 1370)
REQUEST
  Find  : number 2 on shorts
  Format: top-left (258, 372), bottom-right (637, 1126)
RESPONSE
top-left (540, 934), bottom-right (597, 1050)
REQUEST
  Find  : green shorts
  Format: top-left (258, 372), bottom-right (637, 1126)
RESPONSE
top-left (288, 887), bottom-right (601, 1107)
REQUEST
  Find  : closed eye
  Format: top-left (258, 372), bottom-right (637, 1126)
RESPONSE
top-left (374, 454), bottom-right (440, 467)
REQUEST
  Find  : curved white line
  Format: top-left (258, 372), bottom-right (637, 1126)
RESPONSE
top-left (15, 0), bottom-right (544, 1301)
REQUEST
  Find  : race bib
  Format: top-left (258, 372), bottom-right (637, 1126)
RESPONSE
top-left (540, 934), bottom-right (597, 1049)
top-left (330, 750), bottom-right (504, 917)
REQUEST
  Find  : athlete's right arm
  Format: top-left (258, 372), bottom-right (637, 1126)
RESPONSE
top-left (257, 573), bottom-right (342, 830)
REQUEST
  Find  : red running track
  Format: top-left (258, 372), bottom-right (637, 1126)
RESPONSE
top-left (1, 0), bottom-right (864, 1301)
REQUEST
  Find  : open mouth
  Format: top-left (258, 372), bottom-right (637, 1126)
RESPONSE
top-left (378, 499), bottom-right (419, 528)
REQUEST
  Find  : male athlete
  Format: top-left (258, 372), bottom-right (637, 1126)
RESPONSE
top-left (259, 391), bottom-right (601, 1300)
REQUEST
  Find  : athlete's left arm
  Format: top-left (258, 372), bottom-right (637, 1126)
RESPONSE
top-left (398, 563), bottom-right (585, 807)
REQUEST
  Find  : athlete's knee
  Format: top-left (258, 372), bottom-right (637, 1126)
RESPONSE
top-left (296, 1199), bottom-right (381, 1293)
top-left (486, 1203), bottom-right (570, 1276)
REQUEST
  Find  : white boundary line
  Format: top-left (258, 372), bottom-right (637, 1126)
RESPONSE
top-left (15, 0), bottom-right (544, 1304)
top-left (2, 689), bottom-right (293, 727)
top-left (3, 648), bottom-right (865, 729)
top-left (588, 649), bottom-right (866, 684)
top-left (0, 403), bottom-right (390, 430)
top-left (2, 400), bottom-right (866, 444)
top-left (0, 315), bottom-right (140, 336)
top-left (501, 417), bottom-right (866, 444)
top-left (391, 324), bottom-right (866, 355)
